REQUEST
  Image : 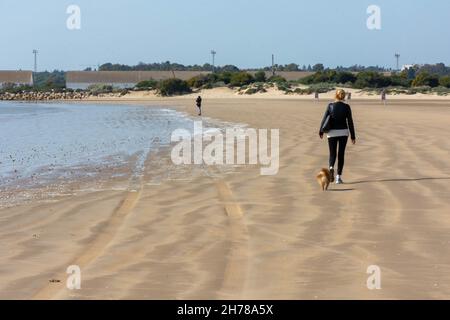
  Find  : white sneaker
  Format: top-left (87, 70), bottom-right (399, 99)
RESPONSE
top-left (336, 176), bottom-right (344, 184)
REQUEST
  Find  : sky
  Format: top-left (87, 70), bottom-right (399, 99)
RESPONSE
top-left (1, 0), bottom-right (449, 71)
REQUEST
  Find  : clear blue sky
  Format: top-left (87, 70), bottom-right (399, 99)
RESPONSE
top-left (1, 0), bottom-right (449, 71)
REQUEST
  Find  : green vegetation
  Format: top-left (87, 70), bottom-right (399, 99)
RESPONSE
top-left (411, 72), bottom-right (440, 87)
top-left (4, 62), bottom-right (450, 98)
top-left (239, 83), bottom-right (268, 95)
top-left (99, 61), bottom-right (241, 73)
top-left (292, 83), bottom-right (336, 95)
top-left (129, 67), bottom-right (450, 97)
top-left (333, 71), bottom-right (357, 84)
top-left (0, 83), bottom-right (33, 94)
top-left (267, 75), bottom-right (287, 83)
top-left (0, 71), bottom-right (66, 93)
top-left (299, 70), bottom-right (356, 85)
top-left (131, 78), bottom-right (193, 96)
top-left (276, 82), bottom-right (292, 93)
top-left (229, 72), bottom-right (255, 87)
top-left (362, 86), bottom-right (450, 96)
top-left (388, 72), bottom-right (411, 87)
top-left (96, 61), bottom-right (450, 95)
top-left (296, 68), bottom-right (450, 95)
top-left (86, 84), bottom-right (129, 96)
top-left (186, 74), bottom-right (219, 88)
top-left (354, 71), bottom-right (391, 89)
top-left (87, 84), bottom-right (114, 95)
top-left (33, 71), bottom-right (66, 90)
top-left (135, 79), bottom-right (158, 90)
top-left (312, 63), bottom-right (325, 72)
top-left (439, 76), bottom-right (450, 88)
top-left (184, 71), bottom-right (251, 89)
top-left (254, 71), bottom-right (267, 82)
top-left (157, 78), bottom-right (191, 96)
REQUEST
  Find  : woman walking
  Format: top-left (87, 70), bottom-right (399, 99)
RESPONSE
top-left (319, 89), bottom-right (356, 184)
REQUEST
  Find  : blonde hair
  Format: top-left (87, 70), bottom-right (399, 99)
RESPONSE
top-left (335, 89), bottom-right (346, 101)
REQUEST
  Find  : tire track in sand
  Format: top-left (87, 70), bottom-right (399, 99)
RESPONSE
top-left (214, 178), bottom-right (250, 299)
top-left (31, 188), bottom-right (142, 300)
top-left (31, 149), bottom-right (151, 300)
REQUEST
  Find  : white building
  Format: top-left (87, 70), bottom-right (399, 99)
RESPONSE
top-left (0, 71), bottom-right (33, 88)
top-left (66, 71), bottom-right (211, 90)
top-left (401, 64), bottom-right (416, 71)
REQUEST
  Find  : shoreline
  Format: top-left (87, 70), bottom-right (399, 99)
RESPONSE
top-left (3, 85), bottom-right (450, 104)
top-left (0, 102), bottom-right (217, 209)
top-left (0, 101), bottom-right (244, 209)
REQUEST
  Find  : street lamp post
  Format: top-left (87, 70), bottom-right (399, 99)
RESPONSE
top-left (211, 50), bottom-right (216, 73)
top-left (32, 49), bottom-right (38, 73)
top-left (395, 53), bottom-right (400, 71)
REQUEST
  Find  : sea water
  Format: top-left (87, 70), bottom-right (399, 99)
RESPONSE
top-left (0, 102), bottom-right (195, 194)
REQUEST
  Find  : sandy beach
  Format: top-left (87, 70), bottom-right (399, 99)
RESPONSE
top-left (1, 94), bottom-right (450, 299)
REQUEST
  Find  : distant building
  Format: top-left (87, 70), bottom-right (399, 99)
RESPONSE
top-left (66, 71), bottom-right (211, 90)
top-left (401, 64), bottom-right (415, 71)
top-left (0, 71), bottom-right (33, 88)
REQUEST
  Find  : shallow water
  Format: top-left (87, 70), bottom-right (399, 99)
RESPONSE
top-left (0, 102), bottom-right (195, 196)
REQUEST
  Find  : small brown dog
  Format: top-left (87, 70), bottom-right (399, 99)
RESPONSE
top-left (316, 168), bottom-right (332, 191)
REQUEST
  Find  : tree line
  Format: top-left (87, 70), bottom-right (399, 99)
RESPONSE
top-left (2, 63), bottom-right (450, 96)
top-left (97, 61), bottom-right (390, 73)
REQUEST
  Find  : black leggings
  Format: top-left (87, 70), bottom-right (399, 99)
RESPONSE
top-left (328, 136), bottom-right (348, 175)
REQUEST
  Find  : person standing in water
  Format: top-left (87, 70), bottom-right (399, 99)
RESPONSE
top-left (196, 96), bottom-right (202, 116)
top-left (319, 89), bottom-right (356, 184)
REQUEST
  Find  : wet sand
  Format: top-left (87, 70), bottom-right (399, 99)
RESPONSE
top-left (1, 98), bottom-right (450, 299)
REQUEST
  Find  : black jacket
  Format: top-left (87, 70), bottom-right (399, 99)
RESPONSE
top-left (319, 101), bottom-right (356, 139)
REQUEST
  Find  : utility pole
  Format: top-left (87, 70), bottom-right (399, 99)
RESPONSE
top-left (32, 49), bottom-right (38, 73)
top-left (395, 53), bottom-right (400, 71)
top-left (211, 50), bottom-right (216, 73)
top-left (272, 54), bottom-right (275, 76)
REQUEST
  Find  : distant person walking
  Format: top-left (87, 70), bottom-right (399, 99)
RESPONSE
top-left (314, 91), bottom-right (320, 101)
top-left (196, 96), bottom-right (202, 116)
top-left (381, 90), bottom-right (386, 105)
top-left (319, 89), bottom-right (356, 184)
top-left (347, 92), bottom-right (352, 100)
